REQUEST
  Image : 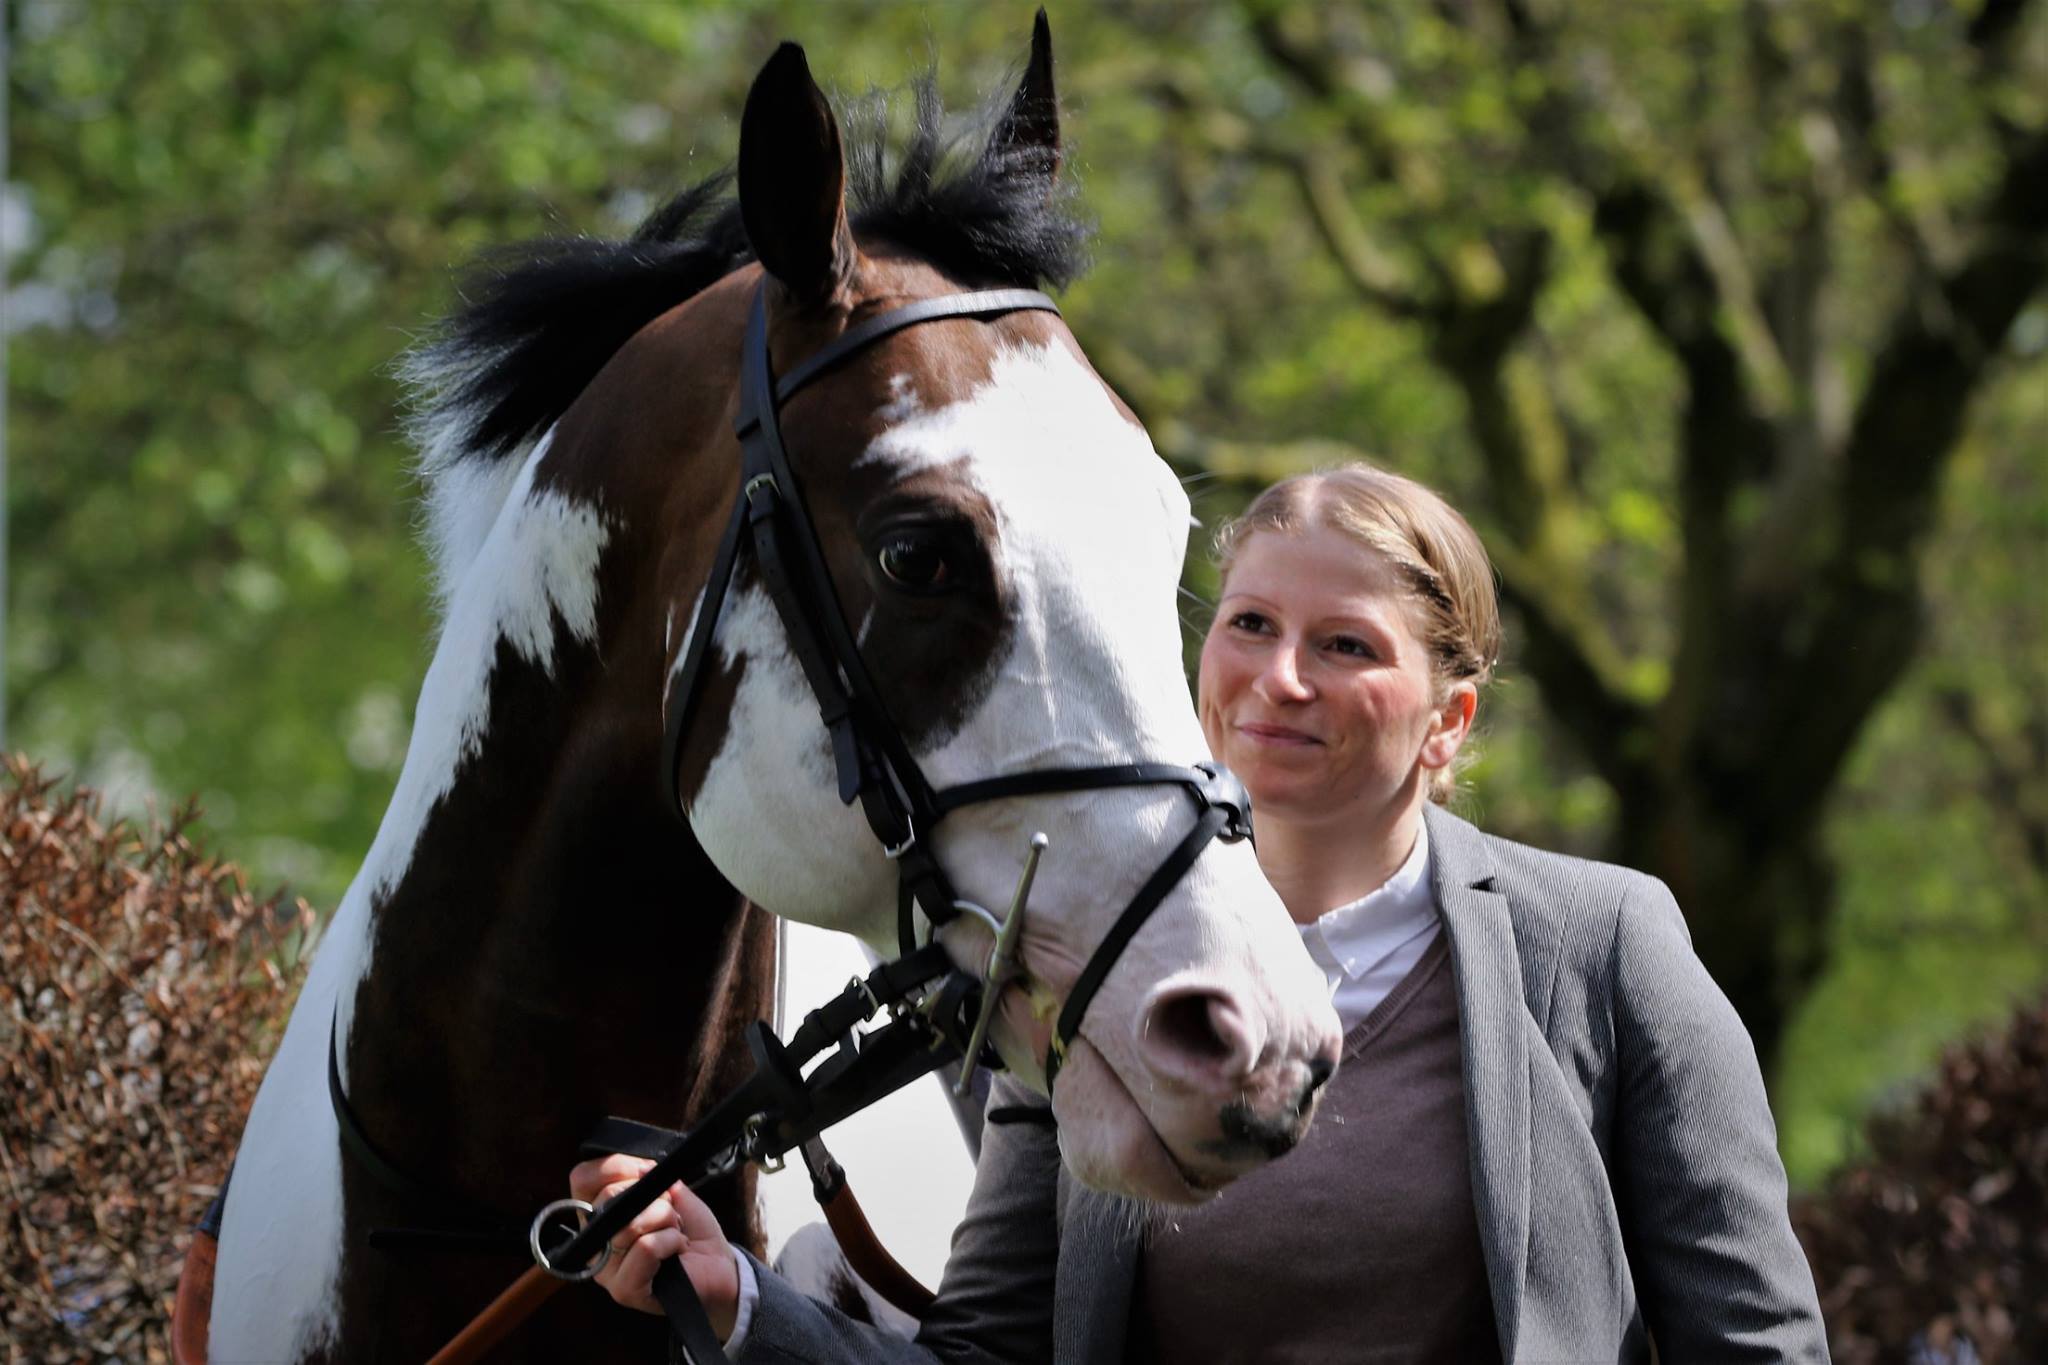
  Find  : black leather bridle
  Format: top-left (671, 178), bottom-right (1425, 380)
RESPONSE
top-left (662, 279), bottom-right (1253, 1089)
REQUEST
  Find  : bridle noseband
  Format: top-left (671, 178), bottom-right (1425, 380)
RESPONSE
top-left (662, 279), bottom-right (1252, 1088)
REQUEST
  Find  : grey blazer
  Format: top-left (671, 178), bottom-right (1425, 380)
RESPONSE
top-left (739, 804), bottom-right (1829, 1363)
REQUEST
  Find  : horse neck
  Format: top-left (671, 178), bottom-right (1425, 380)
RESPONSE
top-left (339, 485), bottom-right (772, 1211)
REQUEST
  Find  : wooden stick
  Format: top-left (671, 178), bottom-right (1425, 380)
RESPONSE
top-left (424, 1266), bottom-right (565, 1365)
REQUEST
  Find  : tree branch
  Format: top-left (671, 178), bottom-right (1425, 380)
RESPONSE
top-left (1745, 1), bottom-right (1844, 460)
top-left (1967, 0), bottom-right (2036, 69)
top-left (1289, 157), bottom-right (1434, 318)
top-left (1488, 540), bottom-right (1656, 793)
top-left (1569, 48), bottom-right (1795, 419)
top-left (1232, 1), bottom-right (1650, 782)
top-left (1143, 60), bottom-right (1434, 320)
top-left (1764, 121), bottom-right (2048, 814)
top-left (1839, 19), bottom-right (1964, 274)
top-left (1240, 4), bottom-right (1444, 212)
top-left (1932, 685), bottom-right (2048, 889)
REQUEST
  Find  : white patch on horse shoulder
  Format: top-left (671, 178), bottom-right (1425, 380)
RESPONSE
top-left (359, 433), bottom-right (608, 934)
top-left (209, 435), bottom-right (609, 1362)
top-left (400, 334), bottom-right (551, 609)
top-left (209, 878), bottom-right (369, 1360)
top-left (419, 448), bottom-right (532, 611)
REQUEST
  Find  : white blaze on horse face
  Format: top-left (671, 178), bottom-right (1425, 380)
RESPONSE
top-left (684, 338), bottom-right (1336, 1200)
top-left (211, 433), bottom-right (610, 1360)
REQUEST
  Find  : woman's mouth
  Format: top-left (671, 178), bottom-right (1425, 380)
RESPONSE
top-left (1237, 722), bottom-right (1320, 747)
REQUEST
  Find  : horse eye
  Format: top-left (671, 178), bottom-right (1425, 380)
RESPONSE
top-left (877, 535), bottom-right (953, 592)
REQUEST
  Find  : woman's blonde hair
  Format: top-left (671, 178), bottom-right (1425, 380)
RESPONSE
top-left (1212, 463), bottom-right (1502, 803)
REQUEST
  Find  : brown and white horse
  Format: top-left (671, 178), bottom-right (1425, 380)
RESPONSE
top-left (210, 21), bottom-right (1339, 1362)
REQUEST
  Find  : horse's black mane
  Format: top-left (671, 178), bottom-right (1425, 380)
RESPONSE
top-left (408, 77), bottom-right (1090, 467)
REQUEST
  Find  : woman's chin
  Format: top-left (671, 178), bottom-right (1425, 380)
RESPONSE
top-left (1223, 757), bottom-right (1326, 812)
top-left (1049, 1045), bottom-right (1227, 1206)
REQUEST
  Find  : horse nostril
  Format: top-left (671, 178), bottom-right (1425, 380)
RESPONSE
top-left (1155, 993), bottom-right (1235, 1063)
top-left (1139, 986), bottom-right (1259, 1087)
top-left (1298, 1052), bottom-right (1337, 1115)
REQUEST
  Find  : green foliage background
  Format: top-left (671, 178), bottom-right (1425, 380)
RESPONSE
top-left (7, 0), bottom-right (2044, 1188)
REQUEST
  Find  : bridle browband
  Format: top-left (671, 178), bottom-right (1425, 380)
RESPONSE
top-left (661, 279), bottom-right (1252, 1088)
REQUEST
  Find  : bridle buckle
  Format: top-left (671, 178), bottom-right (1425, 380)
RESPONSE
top-left (743, 1113), bottom-right (785, 1174)
top-left (881, 815), bottom-right (918, 861)
top-left (1194, 761), bottom-right (1252, 843)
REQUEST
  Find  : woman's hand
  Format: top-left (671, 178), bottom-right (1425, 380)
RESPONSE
top-left (569, 1154), bottom-right (740, 1338)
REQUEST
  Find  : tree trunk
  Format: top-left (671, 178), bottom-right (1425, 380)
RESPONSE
top-left (1615, 770), bottom-right (1835, 1082)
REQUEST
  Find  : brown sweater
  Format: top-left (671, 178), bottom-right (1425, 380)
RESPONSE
top-left (1132, 934), bottom-right (1500, 1364)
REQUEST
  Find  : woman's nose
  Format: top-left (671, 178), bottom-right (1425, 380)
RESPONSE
top-left (1253, 643), bottom-right (1312, 703)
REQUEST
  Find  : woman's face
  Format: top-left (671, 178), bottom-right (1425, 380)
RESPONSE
top-left (1198, 525), bottom-right (1471, 828)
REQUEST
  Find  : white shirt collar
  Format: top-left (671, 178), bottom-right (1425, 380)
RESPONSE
top-left (1298, 820), bottom-right (1436, 984)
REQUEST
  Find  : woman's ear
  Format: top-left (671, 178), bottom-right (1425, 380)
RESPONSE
top-left (1420, 681), bottom-right (1477, 772)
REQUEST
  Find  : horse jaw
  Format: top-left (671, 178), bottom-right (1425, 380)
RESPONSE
top-left (686, 336), bottom-right (1340, 1198)
top-left (680, 575), bottom-right (900, 934)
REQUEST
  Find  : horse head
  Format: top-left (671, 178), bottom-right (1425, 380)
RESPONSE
top-left (662, 28), bottom-right (1341, 1203)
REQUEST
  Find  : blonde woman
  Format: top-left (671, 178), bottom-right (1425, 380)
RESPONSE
top-left (577, 463), bottom-right (1828, 1363)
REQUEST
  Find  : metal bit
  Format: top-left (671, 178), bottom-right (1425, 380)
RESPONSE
top-left (953, 832), bottom-right (1047, 1097)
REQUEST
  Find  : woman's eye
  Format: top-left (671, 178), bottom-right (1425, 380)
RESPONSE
top-left (877, 535), bottom-right (953, 592)
top-left (1327, 636), bottom-right (1373, 659)
top-left (1228, 611), bottom-right (1271, 634)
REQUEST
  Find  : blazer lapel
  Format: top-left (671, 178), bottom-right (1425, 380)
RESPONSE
top-left (1425, 804), bottom-right (1531, 1362)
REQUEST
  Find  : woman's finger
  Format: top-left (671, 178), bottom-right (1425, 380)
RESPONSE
top-left (595, 1178), bottom-right (682, 1249)
top-left (663, 1181), bottom-right (727, 1242)
top-left (598, 1225), bottom-right (687, 1316)
top-left (569, 1154), bottom-right (652, 1203)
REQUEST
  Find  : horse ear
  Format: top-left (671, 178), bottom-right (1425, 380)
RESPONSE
top-left (739, 43), bottom-right (855, 306)
top-left (989, 9), bottom-right (1060, 184)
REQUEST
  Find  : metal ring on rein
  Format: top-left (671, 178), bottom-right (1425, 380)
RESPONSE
top-left (529, 1198), bottom-right (611, 1282)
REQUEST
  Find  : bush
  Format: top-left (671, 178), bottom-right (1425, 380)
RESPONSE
top-left (1793, 994), bottom-right (2048, 1365)
top-left (0, 759), bottom-right (311, 1363)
